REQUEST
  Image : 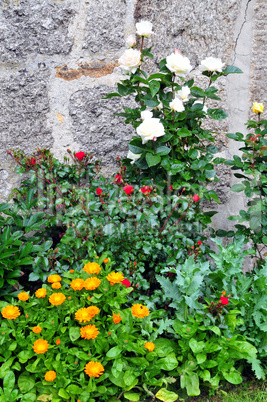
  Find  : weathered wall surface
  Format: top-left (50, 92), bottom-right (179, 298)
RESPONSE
top-left (0, 0), bottom-right (266, 226)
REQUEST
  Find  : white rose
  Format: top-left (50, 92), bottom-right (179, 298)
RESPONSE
top-left (136, 118), bottom-right (165, 144)
top-left (127, 150), bottom-right (142, 165)
top-left (169, 98), bottom-right (185, 112)
top-left (194, 100), bottom-right (208, 113)
top-left (136, 21), bottom-right (153, 38)
top-left (118, 48), bottom-right (141, 74)
top-left (141, 110), bottom-right (153, 120)
top-left (126, 34), bottom-right (136, 48)
top-left (166, 53), bottom-right (192, 76)
top-left (177, 86), bottom-right (190, 102)
top-left (199, 57), bottom-right (225, 72)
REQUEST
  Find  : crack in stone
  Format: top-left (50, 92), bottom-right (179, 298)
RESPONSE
top-left (233, 0), bottom-right (252, 64)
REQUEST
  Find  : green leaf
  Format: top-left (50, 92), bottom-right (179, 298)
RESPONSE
top-left (124, 392), bottom-right (141, 401)
top-left (181, 372), bottom-right (200, 396)
top-left (148, 73), bottom-right (166, 81)
top-left (205, 87), bottom-right (221, 100)
top-left (155, 388), bottom-right (178, 402)
top-left (66, 384), bottom-right (82, 395)
top-left (222, 368), bottom-right (242, 384)
top-left (128, 144), bottom-right (146, 155)
top-left (154, 339), bottom-right (176, 357)
top-left (117, 83), bottom-right (135, 96)
top-left (142, 94), bottom-right (159, 108)
top-left (155, 146), bottom-right (171, 156)
top-left (190, 87), bottom-right (205, 98)
top-left (158, 352), bottom-right (178, 371)
top-left (207, 108), bottom-right (228, 120)
top-left (20, 393), bottom-right (36, 402)
top-left (231, 183), bottom-right (245, 192)
top-left (106, 346), bottom-right (122, 359)
top-left (177, 128), bottom-right (192, 137)
top-left (146, 153), bottom-right (161, 167)
top-left (223, 65), bottom-right (243, 75)
top-left (149, 80), bottom-right (161, 98)
top-left (69, 327), bottom-right (80, 342)
top-left (102, 93), bottom-right (121, 99)
top-left (58, 389), bottom-right (70, 399)
top-left (3, 371), bottom-right (15, 396)
top-left (18, 372), bottom-right (35, 393)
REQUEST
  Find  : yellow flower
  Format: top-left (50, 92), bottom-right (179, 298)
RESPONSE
top-left (49, 293), bottom-right (66, 306)
top-left (32, 326), bottom-right (42, 334)
top-left (83, 262), bottom-right (101, 275)
top-left (80, 324), bottom-right (99, 340)
top-left (17, 292), bottom-right (29, 301)
top-left (75, 306), bottom-right (100, 323)
top-left (144, 342), bottom-right (155, 352)
top-left (84, 361), bottom-right (104, 377)
top-left (47, 274), bottom-right (62, 283)
top-left (35, 288), bottom-right (47, 298)
top-left (106, 272), bottom-right (124, 285)
top-left (84, 277), bottom-right (101, 290)
top-left (87, 306), bottom-right (100, 318)
top-left (44, 371), bottom-right (56, 381)
top-left (33, 339), bottom-right (49, 354)
top-left (131, 304), bottom-right (149, 318)
top-left (70, 278), bottom-right (84, 291)
top-left (1, 305), bottom-right (20, 320)
top-left (52, 282), bottom-right (61, 289)
top-left (113, 313), bottom-right (122, 324)
top-left (253, 102), bottom-right (264, 114)
top-left (103, 258), bottom-right (109, 263)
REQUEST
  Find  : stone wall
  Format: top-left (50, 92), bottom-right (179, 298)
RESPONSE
top-left (0, 0), bottom-right (266, 227)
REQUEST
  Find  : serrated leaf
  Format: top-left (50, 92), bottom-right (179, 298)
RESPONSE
top-left (149, 80), bottom-right (160, 98)
top-left (146, 153), bottom-right (161, 167)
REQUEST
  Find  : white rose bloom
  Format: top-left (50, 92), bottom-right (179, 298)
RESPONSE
top-left (177, 86), bottom-right (190, 102)
top-left (169, 98), bottom-right (185, 112)
top-left (136, 21), bottom-right (153, 37)
top-left (166, 53), bottom-right (192, 76)
top-left (141, 110), bottom-right (153, 120)
top-left (127, 150), bottom-right (142, 164)
top-left (199, 57), bottom-right (225, 72)
top-left (194, 100), bottom-right (208, 113)
top-left (118, 48), bottom-right (141, 74)
top-left (126, 34), bottom-right (136, 47)
top-left (136, 118), bottom-right (165, 144)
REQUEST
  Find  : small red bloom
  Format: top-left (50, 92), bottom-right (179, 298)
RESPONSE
top-left (193, 194), bottom-right (200, 202)
top-left (114, 174), bottom-right (123, 185)
top-left (141, 186), bottom-right (152, 196)
top-left (29, 158), bottom-right (36, 165)
top-left (169, 185), bottom-right (173, 191)
top-left (220, 296), bottom-right (229, 305)
top-left (75, 152), bottom-right (86, 161)
top-left (122, 279), bottom-right (131, 288)
top-left (197, 240), bottom-right (202, 246)
top-left (96, 188), bottom-right (103, 196)
top-left (123, 185), bottom-right (134, 195)
top-left (116, 157), bottom-right (120, 160)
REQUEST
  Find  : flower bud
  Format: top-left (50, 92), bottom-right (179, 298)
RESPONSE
top-left (126, 34), bottom-right (136, 47)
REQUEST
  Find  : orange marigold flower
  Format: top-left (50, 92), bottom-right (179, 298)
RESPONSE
top-left (145, 342), bottom-right (155, 352)
top-left (47, 274), bottom-right (62, 283)
top-left (70, 278), bottom-right (84, 291)
top-left (113, 313), bottom-right (122, 324)
top-left (69, 269), bottom-right (74, 273)
top-left (32, 326), bottom-right (42, 334)
top-left (18, 292), bottom-right (29, 301)
top-left (84, 361), bottom-right (104, 378)
top-left (87, 306), bottom-right (100, 318)
top-left (75, 308), bottom-right (92, 323)
top-left (25, 314), bottom-right (29, 318)
top-left (103, 258), bottom-right (109, 263)
top-left (1, 305), bottom-right (20, 320)
top-left (222, 290), bottom-right (226, 295)
top-left (33, 339), bottom-right (49, 354)
top-left (56, 339), bottom-right (61, 345)
top-left (35, 288), bottom-right (47, 298)
top-left (106, 272), bottom-right (124, 285)
top-left (131, 304), bottom-right (149, 318)
top-left (83, 262), bottom-right (101, 275)
top-left (52, 282), bottom-right (61, 289)
top-left (49, 293), bottom-right (66, 306)
top-left (44, 370), bottom-right (56, 381)
top-left (80, 324), bottom-right (99, 340)
top-left (108, 331), bottom-right (111, 335)
top-left (84, 277), bottom-right (101, 290)
top-left (68, 296), bottom-right (72, 299)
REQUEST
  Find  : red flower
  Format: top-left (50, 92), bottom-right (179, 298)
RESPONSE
top-left (140, 186), bottom-right (152, 196)
top-left (123, 185), bottom-right (134, 195)
top-left (114, 174), bottom-right (123, 185)
top-left (220, 296), bottom-right (229, 305)
top-left (96, 188), bottom-right (103, 196)
top-left (29, 158), bottom-right (36, 165)
top-left (193, 194), bottom-right (200, 202)
top-left (75, 152), bottom-right (86, 161)
top-left (169, 185), bottom-right (173, 191)
top-left (122, 279), bottom-right (131, 288)
top-left (197, 240), bottom-right (202, 246)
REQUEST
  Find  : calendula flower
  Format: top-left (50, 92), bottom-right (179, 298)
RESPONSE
top-left (32, 326), bottom-right (42, 334)
top-left (52, 282), bottom-right (61, 289)
top-left (84, 277), bottom-right (101, 290)
top-left (253, 102), bottom-right (264, 114)
top-left (131, 304), bottom-right (149, 318)
top-left (113, 313), bottom-right (122, 324)
top-left (83, 262), bottom-right (101, 275)
top-left (84, 361), bottom-right (104, 378)
top-left (75, 308), bottom-right (92, 323)
top-left (145, 342), bottom-right (155, 352)
top-left (106, 272), bottom-right (124, 285)
top-left (69, 269), bottom-right (74, 273)
top-left (33, 339), bottom-right (49, 354)
top-left (80, 324), bottom-right (99, 340)
top-left (70, 278), bottom-right (85, 291)
top-left (49, 293), bottom-right (66, 306)
top-left (103, 258), bottom-right (109, 263)
top-left (56, 339), bottom-right (61, 345)
top-left (35, 288), bottom-right (47, 298)
top-left (47, 274), bottom-right (62, 283)
top-left (87, 306), bottom-right (100, 318)
top-left (1, 305), bottom-right (20, 320)
top-left (17, 292), bottom-right (29, 301)
top-left (44, 371), bottom-right (56, 381)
